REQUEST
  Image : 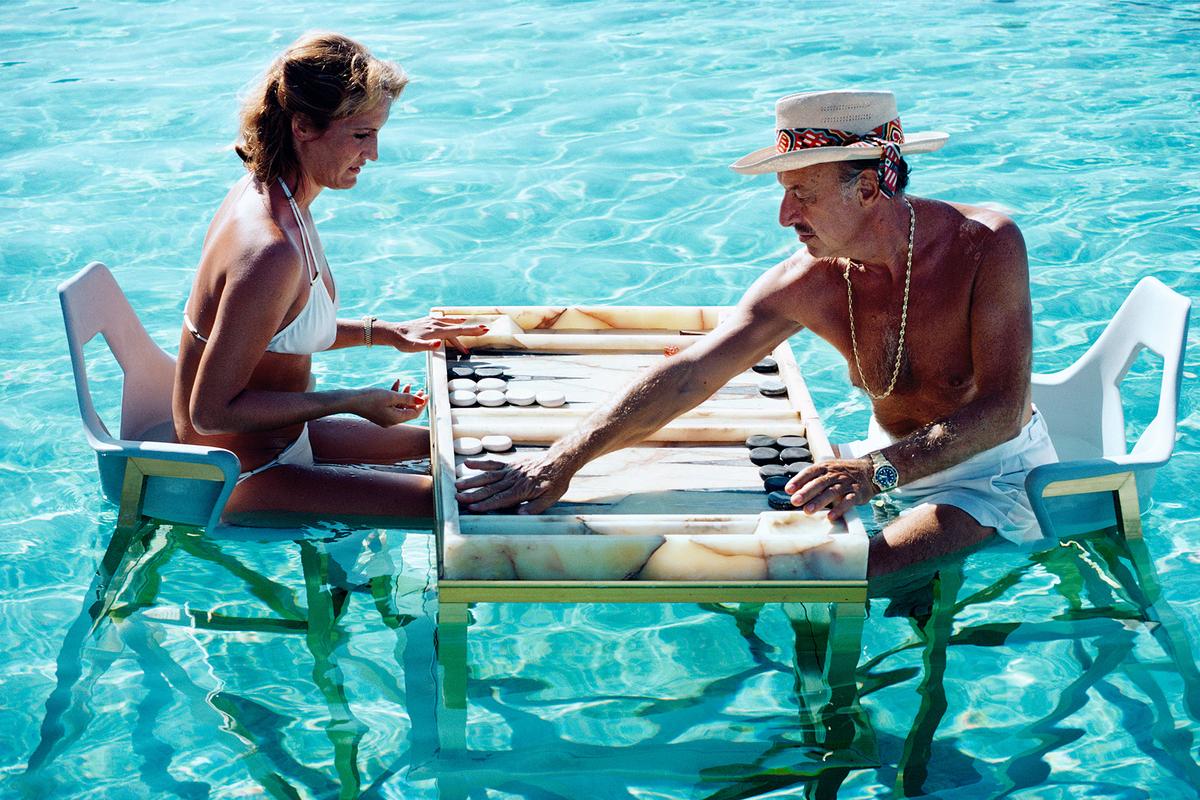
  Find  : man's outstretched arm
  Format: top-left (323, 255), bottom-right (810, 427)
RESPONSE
top-left (455, 278), bottom-right (803, 514)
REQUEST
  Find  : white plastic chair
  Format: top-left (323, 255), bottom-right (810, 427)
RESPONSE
top-left (59, 262), bottom-right (240, 530)
top-left (1025, 276), bottom-right (1191, 539)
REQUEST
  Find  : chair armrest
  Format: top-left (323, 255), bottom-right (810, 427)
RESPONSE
top-left (1031, 353), bottom-right (1096, 389)
top-left (106, 440), bottom-right (241, 530)
top-left (125, 440), bottom-right (241, 483)
top-left (93, 437), bottom-right (241, 480)
top-left (1025, 455), bottom-right (1161, 500)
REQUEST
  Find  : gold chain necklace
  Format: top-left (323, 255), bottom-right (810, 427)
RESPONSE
top-left (843, 198), bottom-right (915, 400)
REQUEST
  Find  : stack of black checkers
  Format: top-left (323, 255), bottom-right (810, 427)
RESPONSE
top-left (751, 358), bottom-right (791, 398)
top-left (744, 434), bottom-right (813, 510)
top-left (751, 357), bottom-right (778, 374)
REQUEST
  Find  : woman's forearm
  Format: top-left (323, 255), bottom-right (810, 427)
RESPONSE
top-left (328, 317), bottom-right (371, 350)
top-left (190, 387), bottom-right (356, 435)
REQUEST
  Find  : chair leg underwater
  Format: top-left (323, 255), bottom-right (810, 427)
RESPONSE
top-left (782, 599), bottom-right (872, 798)
top-left (896, 565), bottom-right (963, 797)
top-left (785, 599), bottom-right (872, 758)
top-left (1113, 473), bottom-right (1143, 540)
top-left (436, 602), bottom-right (469, 752)
top-left (822, 600), bottom-right (872, 766)
top-left (117, 459), bottom-right (150, 531)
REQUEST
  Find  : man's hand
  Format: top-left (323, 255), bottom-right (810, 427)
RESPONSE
top-left (785, 458), bottom-right (877, 521)
top-left (377, 316), bottom-right (489, 354)
top-left (454, 452), bottom-right (575, 514)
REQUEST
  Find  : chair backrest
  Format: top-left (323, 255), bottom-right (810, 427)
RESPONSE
top-left (59, 262), bottom-right (177, 443)
top-left (60, 262), bottom-right (244, 531)
top-left (1033, 276), bottom-right (1190, 464)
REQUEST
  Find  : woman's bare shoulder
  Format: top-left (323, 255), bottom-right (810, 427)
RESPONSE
top-left (203, 180), bottom-right (300, 286)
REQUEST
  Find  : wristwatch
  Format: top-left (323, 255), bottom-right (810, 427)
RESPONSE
top-left (867, 451), bottom-right (900, 493)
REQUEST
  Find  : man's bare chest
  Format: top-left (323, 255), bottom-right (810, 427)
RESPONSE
top-left (801, 252), bottom-right (980, 396)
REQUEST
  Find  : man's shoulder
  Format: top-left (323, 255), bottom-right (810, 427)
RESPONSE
top-left (921, 198), bottom-right (1029, 296)
top-left (934, 198), bottom-right (1022, 240)
top-left (917, 197), bottom-right (1025, 270)
top-left (773, 248), bottom-right (842, 284)
top-left (741, 249), bottom-right (842, 327)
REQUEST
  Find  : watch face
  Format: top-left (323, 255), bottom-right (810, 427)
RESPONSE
top-left (875, 464), bottom-right (900, 490)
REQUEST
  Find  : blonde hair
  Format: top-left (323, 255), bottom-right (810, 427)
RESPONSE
top-left (235, 32), bottom-right (408, 186)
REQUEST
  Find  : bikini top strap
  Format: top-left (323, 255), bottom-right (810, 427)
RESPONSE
top-left (183, 312), bottom-right (209, 343)
top-left (277, 177), bottom-right (320, 284)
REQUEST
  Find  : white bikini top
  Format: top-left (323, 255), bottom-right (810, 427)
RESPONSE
top-left (184, 177), bottom-right (338, 355)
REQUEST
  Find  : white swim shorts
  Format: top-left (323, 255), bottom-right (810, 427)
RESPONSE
top-left (842, 410), bottom-right (1059, 544)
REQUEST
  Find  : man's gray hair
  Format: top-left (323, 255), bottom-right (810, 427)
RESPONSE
top-left (837, 157), bottom-right (910, 195)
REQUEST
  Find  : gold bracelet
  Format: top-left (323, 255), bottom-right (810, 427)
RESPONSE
top-left (363, 315), bottom-right (377, 347)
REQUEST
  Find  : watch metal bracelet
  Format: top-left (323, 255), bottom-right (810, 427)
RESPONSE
top-left (868, 450), bottom-right (900, 493)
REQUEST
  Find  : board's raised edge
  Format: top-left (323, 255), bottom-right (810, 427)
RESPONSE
top-left (771, 338), bottom-right (869, 548)
top-left (427, 346), bottom-right (460, 579)
top-left (449, 332), bottom-right (709, 353)
top-left (458, 513), bottom-right (766, 536)
top-left (431, 305), bottom-right (732, 332)
top-left (772, 339), bottom-right (819, 427)
top-left (438, 580), bottom-right (869, 604)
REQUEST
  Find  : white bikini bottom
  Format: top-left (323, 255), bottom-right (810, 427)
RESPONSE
top-left (236, 424), bottom-right (315, 484)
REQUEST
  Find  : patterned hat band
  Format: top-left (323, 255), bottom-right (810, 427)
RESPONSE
top-left (775, 117), bottom-right (906, 197)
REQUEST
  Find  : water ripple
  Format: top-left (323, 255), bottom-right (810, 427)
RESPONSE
top-left (4, 0), bottom-right (1200, 796)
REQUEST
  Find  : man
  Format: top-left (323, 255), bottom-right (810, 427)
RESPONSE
top-left (455, 90), bottom-right (1058, 576)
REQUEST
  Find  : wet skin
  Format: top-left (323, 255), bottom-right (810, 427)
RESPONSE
top-left (772, 164), bottom-right (1033, 439)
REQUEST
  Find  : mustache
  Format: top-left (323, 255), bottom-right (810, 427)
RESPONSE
top-left (794, 226), bottom-right (815, 237)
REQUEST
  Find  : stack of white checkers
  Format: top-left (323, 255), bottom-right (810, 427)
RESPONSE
top-left (445, 377), bottom-right (565, 408)
top-left (453, 435), bottom-right (514, 455)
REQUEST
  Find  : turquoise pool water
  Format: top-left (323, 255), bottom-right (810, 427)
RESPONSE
top-left (3, 0), bottom-right (1200, 796)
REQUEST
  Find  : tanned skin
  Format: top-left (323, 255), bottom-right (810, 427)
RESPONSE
top-left (174, 102), bottom-right (488, 524)
top-left (456, 162), bottom-right (1033, 576)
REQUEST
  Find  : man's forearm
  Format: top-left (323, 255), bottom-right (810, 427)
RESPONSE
top-left (548, 355), bottom-right (711, 470)
top-left (879, 394), bottom-right (1027, 486)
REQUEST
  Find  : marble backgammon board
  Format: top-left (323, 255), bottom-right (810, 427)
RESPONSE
top-left (425, 305), bottom-right (870, 584)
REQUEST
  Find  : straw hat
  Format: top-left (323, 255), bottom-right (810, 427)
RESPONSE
top-left (730, 90), bottom-right (949, 175)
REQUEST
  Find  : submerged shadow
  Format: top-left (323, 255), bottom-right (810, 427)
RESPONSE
top-left (22, 517), bottom-right (1200, 798)
top-left (856, 525), bottom-right (1200, 797)
top-left (389, 595), bottom-right (878, 800)
top-left (20, 519), bottom-right (435, 800)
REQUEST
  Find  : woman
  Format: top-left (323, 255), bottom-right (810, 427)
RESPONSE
top-left (173, 32), bottom-right (484, 523)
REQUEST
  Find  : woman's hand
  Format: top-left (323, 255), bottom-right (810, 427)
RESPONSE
top-left (376, 316), bottom-right (490, 355)
top-left (348, 381), bottom-right (427, 427)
